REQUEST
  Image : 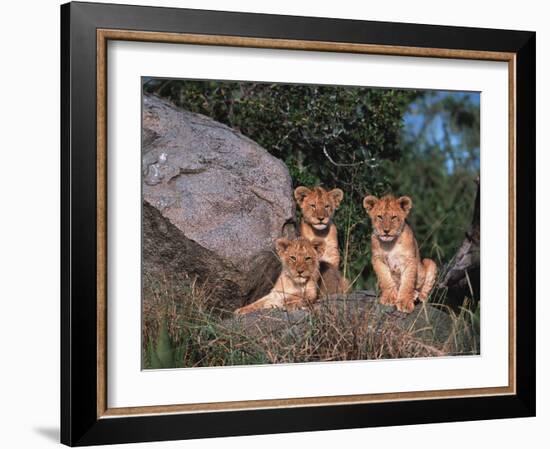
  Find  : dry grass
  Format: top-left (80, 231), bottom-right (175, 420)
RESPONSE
top-left (142, 272), bottom-right (479, 369)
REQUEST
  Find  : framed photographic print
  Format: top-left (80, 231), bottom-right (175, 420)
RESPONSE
top-left (60, 1), bottom-right (536, 446)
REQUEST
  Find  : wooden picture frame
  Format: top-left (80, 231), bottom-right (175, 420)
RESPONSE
top-left (61, 1), bottom-right (535, 446)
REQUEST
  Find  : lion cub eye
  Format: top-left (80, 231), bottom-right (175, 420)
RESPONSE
top-left (391, 216), bottom-right (397, 221)
top-left (377, 215), bottom-right (383, 221)
top-left (324, 205), bottom-right (329, 209)
top-left (310, 204), bottom-right (316, 209)
top-left (305, 256), bottom-right (312, 261)
top-left (290, 255), bottom-right (297, 262)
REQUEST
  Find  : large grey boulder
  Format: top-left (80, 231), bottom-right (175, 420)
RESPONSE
top-left (142, 94), bottom-right (295, 309)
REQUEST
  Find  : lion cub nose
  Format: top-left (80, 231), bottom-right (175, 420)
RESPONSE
top-left (297, 269), bottom-right (304, 275)
top-left (384, 229), bottom-right (390, 234)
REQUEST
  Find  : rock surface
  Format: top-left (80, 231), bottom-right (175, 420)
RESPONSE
top-left (225, 291), bottom-right (456, 349)
top-left (142, 94), bottom-right (296, 309)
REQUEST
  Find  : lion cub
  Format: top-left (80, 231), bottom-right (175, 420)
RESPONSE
top-left (234, 237), bottom-right (325, 315)
top-left (363, 195), bottom-right (437, 313)
top-left (294, 186), bottom-right (343, 267)
top-left (294, 186), bottom-right (347, 294)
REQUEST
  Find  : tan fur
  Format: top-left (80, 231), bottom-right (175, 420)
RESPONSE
top-left (294, 186), bottom-right (343, 268)
top-left (363, 195), bottom-right (437, 313)
top-left (294, 186), bottom-right (347, 294)
top-left (318, 262), bottom-right (349, 297)
top-left (234, 237), bottom-right (325, 315)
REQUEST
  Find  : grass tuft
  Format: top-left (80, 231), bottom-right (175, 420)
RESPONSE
top-left (142, 272), bottom-right (479, 369)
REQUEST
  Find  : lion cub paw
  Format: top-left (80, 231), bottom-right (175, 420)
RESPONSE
top-left (380, 288), bottom-right (398, 305)
top-left (396, 298), bottom-right (415, 313)
top-left (234, 306), bottom-right (248, 315)
top-left (418, 291), bottom-right (429, 302)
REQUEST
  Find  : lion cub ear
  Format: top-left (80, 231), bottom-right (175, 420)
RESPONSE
top-left (294, 186), bottom-right (311, 204)
top-left (310, 239), bottom-right (326, 258)
top-left (329, 188), bottom-right (344, 208)
top-left (398, 196), bottom-right (413, 214)
top-left (363, 195), bottom-right (378, 212)
top-left (275, 237), bottom-right (291, 255)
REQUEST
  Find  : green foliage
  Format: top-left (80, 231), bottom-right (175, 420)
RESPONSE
top-left (394, 91), bottom-right (480, 265)
top-left (147, 319), bottom-right (175, 369)
top-left (145, 80), bottom-right (414, 177)
top-left (384, 148), bottom-right (478, 265)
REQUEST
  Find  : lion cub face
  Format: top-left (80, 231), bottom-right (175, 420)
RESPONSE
top-left (275, 237), bottom-right (325, 284)
top-left (363, 195), bottom-right (412, 243)
top-left (294, 186), bottom-right (344, 230)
